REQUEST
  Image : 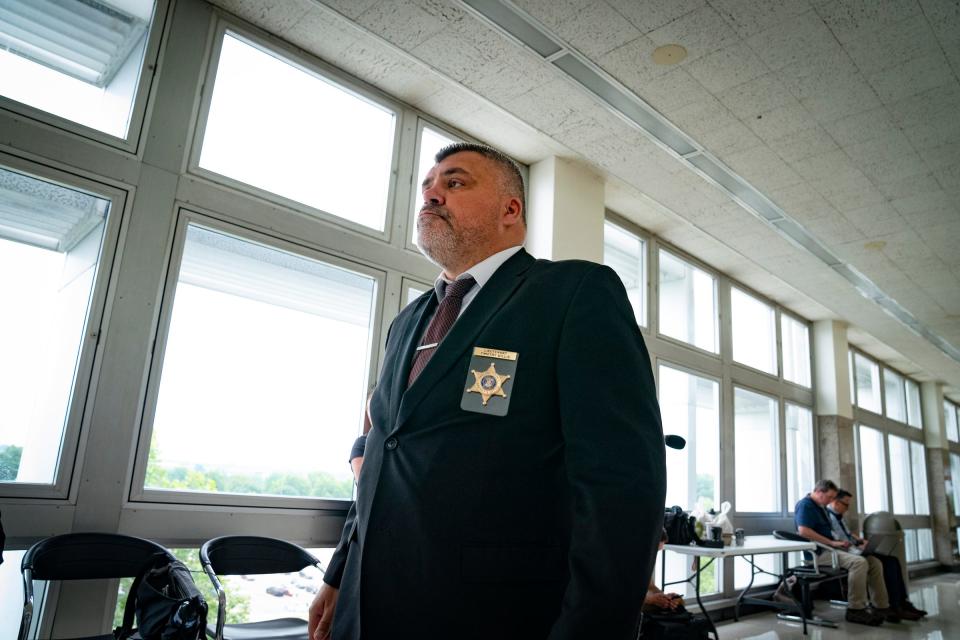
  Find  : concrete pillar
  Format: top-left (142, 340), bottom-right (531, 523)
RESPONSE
top-left (921, 381), bottom-right (957, 565)
top-left (812, 322), bottom-right (859, 528)
top-left (527, 156), bottom-right (604, 261)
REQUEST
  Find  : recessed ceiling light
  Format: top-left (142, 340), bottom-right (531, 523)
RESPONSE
top-left (652, 44), bottom-right (687, 65)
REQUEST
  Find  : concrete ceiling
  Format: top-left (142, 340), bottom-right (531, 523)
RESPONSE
top-left (211, 0), bottom-right (960, 398)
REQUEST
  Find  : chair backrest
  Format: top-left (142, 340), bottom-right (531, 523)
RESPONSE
top-left (200, 536), bottom-right (320, 575)
top-left (773, 530), bottom-right (817, 564)
top-left (19, 533), bottom-right (172, 640)
top-left (23, 532), bottom-right (172, 580)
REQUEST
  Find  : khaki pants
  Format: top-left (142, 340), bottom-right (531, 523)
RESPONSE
top-left (834, 550), bottom-right (889, 610)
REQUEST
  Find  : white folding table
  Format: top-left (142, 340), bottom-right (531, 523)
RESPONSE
top-left (661, 535), bottom-right (818, 638)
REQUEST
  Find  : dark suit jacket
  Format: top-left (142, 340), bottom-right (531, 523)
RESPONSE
top-left (324, 249), bottom-right (665, 639)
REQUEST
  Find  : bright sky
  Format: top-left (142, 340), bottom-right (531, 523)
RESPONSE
top-left (199, 34), bottom-right (396, 232)
top-left (151, 280), bottom-right (372, 482)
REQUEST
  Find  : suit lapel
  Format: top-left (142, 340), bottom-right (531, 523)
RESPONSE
top-left (386, 291), bottom-right (436, 425)
top-left (393, 249), bottom-right (535, 433)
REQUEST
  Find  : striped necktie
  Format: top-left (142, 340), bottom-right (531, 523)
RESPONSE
top-left (407, 276), bottom-right (476, 386)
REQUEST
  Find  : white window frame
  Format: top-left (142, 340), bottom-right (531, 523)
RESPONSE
top-left (732, 384), bottom-right (782, 515)
top-left (128, 208), bottom-right (386, 510)
top-left (187, 18), bottom-right (405, 244)
top-left (779, 310), bottom-right (813, 390)
top-left (0, 0), bottom-right (169, 153)
top-left (0, 151), bottom-right (128, 500)
top-left (604, 211), bottom-right (649, 330)
top-left (656, 246), bottom-right (720, 357)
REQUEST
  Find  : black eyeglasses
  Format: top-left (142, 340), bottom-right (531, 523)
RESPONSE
top-left (837, 501), bottom-right (851, 508)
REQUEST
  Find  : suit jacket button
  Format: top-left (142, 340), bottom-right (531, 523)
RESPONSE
top-left (385, 437), bottom-right (398, 450)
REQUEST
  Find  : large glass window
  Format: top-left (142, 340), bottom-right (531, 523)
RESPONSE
top-left (734, 388), bottom-right (779, 512)
top-left (858, 425), bottom-right (888, 513)
top-left (199, 32), bottom-right (396, 231)
top-left (0, 0), bottom-right (156, 138)
top-left (731, 287), bottom-right (776, 375)
top-left (658, 250), bottom-right (718, 353)
top-left (883, 368), bottom-right (906, 422)
top-left (785, 403), bottom-right (815, 511)
top-left (411, 124), bottom-right (458, 245)
top-left (854, 353), bottom-right (881, 414)
top-left (658, 365), bottom-right (720, 511)
top-left (945, 401), bottom-right (959, 443)
top-left (911, 440), bottom-right (930, 515)
top-left (889, 435), bottom-right (915, 514)
top-left (781, 314), bottom-right (811, 387)
top-left (0, 165), bottom-right (110, 485)
top-left (905, 379), bottom-right (922, 429)
top-left (905, 529), bottom-right (935, 563)
top-left (144, 224), bottom-right (377, 500)
top-left (604, 221), bottom-right (647, 327)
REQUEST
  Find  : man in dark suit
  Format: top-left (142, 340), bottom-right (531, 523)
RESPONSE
top-left (309, 143), bottom-right (666, 639)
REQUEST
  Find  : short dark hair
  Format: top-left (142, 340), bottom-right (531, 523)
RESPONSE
top-left (435, 142), bottom-right (526, 222)
top-left (814, 479), bottom-right (838, 493)
top-left (835, 489), bottom-right (852, 501)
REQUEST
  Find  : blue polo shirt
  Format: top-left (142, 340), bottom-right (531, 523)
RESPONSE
top-left (794, 495), bottom-right (833, 541)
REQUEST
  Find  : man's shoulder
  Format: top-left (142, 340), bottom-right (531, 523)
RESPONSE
top-left (795, 496), bottom-right (818, 515)
top-left (526, 257), bottom-right (615, 283)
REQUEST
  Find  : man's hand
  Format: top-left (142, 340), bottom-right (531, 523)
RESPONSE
top-left (645, 592), bottom-right (682, 610)
top-left (308, 583), bottom-right (339, 640)
top-left (831, 540), bottom-right (851, 549)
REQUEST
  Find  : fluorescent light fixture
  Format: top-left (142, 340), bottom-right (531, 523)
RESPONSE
top-left (771, 218), bottom-right (841, 266)
top-left (457, 0), bottom-right (960, 366)
top-left (686, 154), bottom-right (782, 221)
top-left (0, 0), bottom-right (149, 87)
top-left (551, 53), bottom-right (697, 155)
top-left (461, 0), bottom-right (562, 58)
top-left (832, 263), bottom-right (884, 300)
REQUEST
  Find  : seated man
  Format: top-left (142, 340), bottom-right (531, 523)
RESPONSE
top-left (827, 489), bottom-right (926, 621)
top-left (794, 479), bottom-right (891, 626)
top-left (643, 529), bottom-right (682, 613)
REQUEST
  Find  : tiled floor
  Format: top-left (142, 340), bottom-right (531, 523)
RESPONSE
top-left (716, 574), bottom-right (960, 639)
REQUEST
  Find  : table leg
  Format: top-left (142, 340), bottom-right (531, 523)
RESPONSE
top-left (694, 556), bottom-right (719, 640)
top-left (735, 554), bottom-right (758, 621)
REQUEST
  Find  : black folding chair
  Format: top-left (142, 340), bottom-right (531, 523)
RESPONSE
top-left (771, 530), bottom-right (848, 634)
top-left (199, 536), bottom-right (324, 640)
top-left (18, 532), bottom-right (173, 640)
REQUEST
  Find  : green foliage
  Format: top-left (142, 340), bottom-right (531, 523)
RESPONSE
top-left (0, 444), bottom-right (23, 481)
top-left (696, 473), bottom-right (715, 511)
top-left (112, 548), bottom-right (251, 628)
top-left (145, 447), bottom-right (353, 499)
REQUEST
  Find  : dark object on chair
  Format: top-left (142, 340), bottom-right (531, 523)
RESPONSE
top-left (116, 553), bottom-right (207, 640)
top-left (199, 536), bottom-right (325, 640)
top-left (771, 530), bottom-right (848, 635)
top-left (18, 532), bottom-right (174, 640)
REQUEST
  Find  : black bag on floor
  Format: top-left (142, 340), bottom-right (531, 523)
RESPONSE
top-left (641, 606), bottom-right (711, 639)
top-left (115, 552), bottom-right (207, 640)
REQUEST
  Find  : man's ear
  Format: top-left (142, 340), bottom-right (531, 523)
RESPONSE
top-left (502, 196), bottom-right (523, 228)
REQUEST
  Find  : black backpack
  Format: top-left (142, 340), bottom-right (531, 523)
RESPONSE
top-left (662, 506), bottom-right (698, 546)
top-left (641, 606), bottom-right (712, 639)
top-left (115, 553), bottom-right (208, 640)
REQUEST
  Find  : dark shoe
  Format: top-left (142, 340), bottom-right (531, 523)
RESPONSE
top-left (874, 606), bottom-right (900, 623)
top-left (895, 605), bottom-right (924, 621)
top-left (846, 607), bottom-right (883, 626)
top-left (902, 600), bottom-right (928, 617)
